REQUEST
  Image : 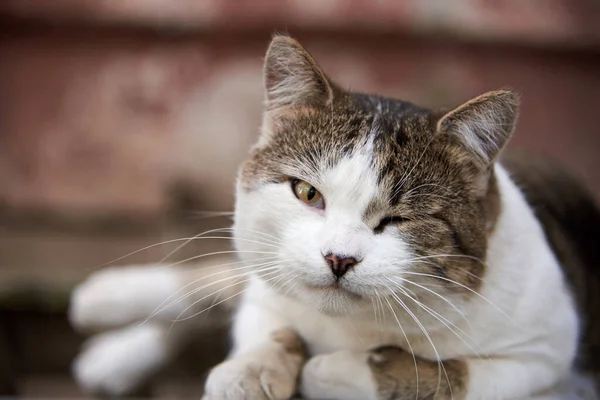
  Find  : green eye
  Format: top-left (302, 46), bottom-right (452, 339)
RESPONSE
top-left (292, 180), bottom-right (324, 208)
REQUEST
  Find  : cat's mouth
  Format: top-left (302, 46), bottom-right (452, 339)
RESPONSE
top-left (305, 280), bottom-right (363, 299)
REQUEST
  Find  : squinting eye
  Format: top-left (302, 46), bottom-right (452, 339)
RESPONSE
top-left (374, 216), bottom-right (410, 234)
top-left (291, 179), bottom-right (324, 209)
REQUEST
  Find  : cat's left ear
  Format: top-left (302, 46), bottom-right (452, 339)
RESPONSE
top-left (263, 35), bottom-right (335, 111)
top-left (437, 90), bottom-right (519, 168)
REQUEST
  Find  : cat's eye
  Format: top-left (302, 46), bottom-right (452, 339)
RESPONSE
top-left (374, 216), bottom-right (410, 234)
top-left (291, 179), bottom-right (324, 209)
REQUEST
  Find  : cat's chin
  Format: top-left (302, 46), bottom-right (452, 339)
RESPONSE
top-left (267, 277), bottom-right (370, 316)
top-left (295, 283), bottom-right (370, 317)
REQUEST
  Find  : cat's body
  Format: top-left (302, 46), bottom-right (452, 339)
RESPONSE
top-left (69, 36), bottom-right (600, 400)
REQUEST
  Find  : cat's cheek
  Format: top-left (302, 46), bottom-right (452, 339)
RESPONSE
top-left (300, 351), bottom-right (378, 400)
top-left (281, 220), bottom-right (327, 266)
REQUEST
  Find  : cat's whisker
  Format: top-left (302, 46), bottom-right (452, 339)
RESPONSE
top-left (386, 277), bottom-right (489, 361)
top-left (171, 269), bottom-right (285, 324)
top-left (381, 293), bottom-right (420, 400)
top-left (153, 249), bottom-right (281, 273)
top-left (150, 259), bottom-right (289, 319)
top-left (189, 211), bottom-right (235, 218)
top-left (204, 261), bottom-right (291, 316)
top-left (163, 235), bottom-right (283, 250)
top-left (399, 285), bottom-right (419, 300)
top-left (157, 228), bottom-right (234, 264)
top-left (272, 271), bottom-right (292, 292)
top-left (145, 266), bottom-right (280, 325)
top-left (392, 138), bottom-right (436, 198)
top-left (279, 272), bottom-right (302, 297)
top-left (375, 290), bottom-right (388, 337)
top-left (207, 227), bottom-right (284, 245)
top-left (143, 259), bottom-right (283, 322)
top-left (269, 268), bottom-right (295, 291)
top-left (177, 255), bottom-right (280, 274)
top-left (399, 260), bottom-right (484, 292)
top-left (403, 192), bottom-right (457, 203)
top-left (402, 271), bottom-right (524, 330)
top-left (386, 287), bottom-right (453, 399)
top-left (388, 275), bottom-right (473, 331)
top-left (95, 235), bottom-right (231, 269)
top-left (371, 290), bottom-right (384, 335)
top-left (407, 298), bottom-right (489, 363)
top-left (165, 278), bottom-right (252, 336)
top-left (94, 228), bottom-right (282, 270)
top-left (402, 183), bottom-right (451, 197)
top-left (370, 297), bottom-right (379, 332)
top-left (158, 227), bottom-right (282, 265)
top-left (170, 269), bottom-right (284, 325)
top-left (336, 295), bottom-right (367, 345)
top-left (406, 253), bottom-right (486, 267)
top-left (403, 191), bottom-right (455, 202)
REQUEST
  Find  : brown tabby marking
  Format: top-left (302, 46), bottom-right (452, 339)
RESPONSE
top-left (368, 346), bottom-right (468, 400)
top-left (271, 328), bottom-right (307, 360)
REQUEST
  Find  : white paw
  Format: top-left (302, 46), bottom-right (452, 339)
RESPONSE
top-left (204, 357), bottom-right (298, 400)
top-left (301, 351), bottom-right (377, 400)
top-left (69, 265), bottom-right (184, 331)
top-left (73, 324), bottom-right (169, 396)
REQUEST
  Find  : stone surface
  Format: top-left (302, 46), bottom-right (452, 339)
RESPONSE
top-left (1, 28), bottom-right (599, 217)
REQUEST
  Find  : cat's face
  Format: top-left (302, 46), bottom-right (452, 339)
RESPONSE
top-left (233, 36), bottom-right (518, 315)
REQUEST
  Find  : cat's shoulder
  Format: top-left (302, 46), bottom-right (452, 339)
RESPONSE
top-left (500, 150), bottom-right (600, 375)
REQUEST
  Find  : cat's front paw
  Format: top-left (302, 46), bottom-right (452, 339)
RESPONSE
top-left (204, 329), bottom-right (306, 400)
top-left (204, 358), bottom-right (296, 400)
top-left (73, 324), bottom-right (168, 396)
top-left (300, 350), bottom-right (378, 400)
top-left (69, 266), bottom-right (183, 331)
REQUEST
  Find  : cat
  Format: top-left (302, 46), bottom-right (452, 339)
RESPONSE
top-left (69, 34), bottom-right (600, 399)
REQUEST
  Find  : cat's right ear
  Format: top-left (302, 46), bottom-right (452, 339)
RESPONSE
top-left (437, 90), bottom-right (519, 168)
top-left (263, 35), bottom-right (335, 111)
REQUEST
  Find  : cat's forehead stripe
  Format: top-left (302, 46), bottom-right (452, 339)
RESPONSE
top-left (320, 148), bottom-right (379, 217)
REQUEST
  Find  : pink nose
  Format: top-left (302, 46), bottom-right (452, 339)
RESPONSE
top-left (324, 254), bottom-right (358, 278)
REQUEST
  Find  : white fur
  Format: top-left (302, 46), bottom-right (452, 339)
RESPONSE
top-left (226, 157), bottom-right (582, 399)
top-left (233, 148), bottom-right (413, 315)
top-left (301, 350), bottom-right (378, 400)
top-left (462, 166), bottom-right (579, 398)
top-left (69, 150), bottom-right (587, 398)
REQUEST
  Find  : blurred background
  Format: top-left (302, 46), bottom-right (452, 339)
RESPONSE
top-left (0, 0), bottom-right (599, 397)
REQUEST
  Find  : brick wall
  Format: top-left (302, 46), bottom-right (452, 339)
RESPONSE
top-left (1, 0), bottom-right (599, 216)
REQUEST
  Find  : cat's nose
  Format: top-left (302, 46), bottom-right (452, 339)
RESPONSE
top-left (324, 254), bottom-right (358, 278)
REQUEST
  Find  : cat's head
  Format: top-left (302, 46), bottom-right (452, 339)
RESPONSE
top-left (233, 35), bottom-right (519, 315)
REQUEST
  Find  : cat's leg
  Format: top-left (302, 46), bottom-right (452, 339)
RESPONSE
top-left (300, 346), bottom-right (465, 400)
top-left (203, 301), bottom-right (307, 400)
top-left (300, 346), bottom-right (567, 400)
